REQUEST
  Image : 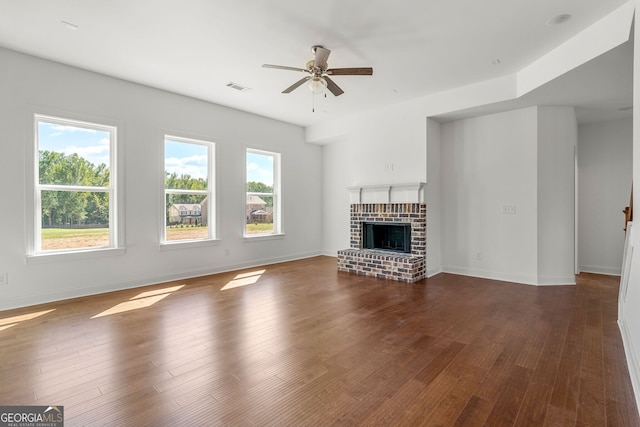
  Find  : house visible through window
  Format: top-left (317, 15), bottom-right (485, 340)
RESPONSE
top-left (164, 136), bottom-right (215, 243)
top-left (34, 115), bottom-right (117, 253)
top-left (246, 148), bottom-right (280, 236)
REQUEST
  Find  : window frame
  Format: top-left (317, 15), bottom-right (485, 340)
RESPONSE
top-left (244, 147), bottom-right (282, 239)
top-left (27, 113), bottom-right (123, 261)
top-left (161, 134), bottom-right (217, 247)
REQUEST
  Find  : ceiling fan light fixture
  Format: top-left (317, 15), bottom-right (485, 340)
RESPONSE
top-left (309, 76), bottom-right (327, 94)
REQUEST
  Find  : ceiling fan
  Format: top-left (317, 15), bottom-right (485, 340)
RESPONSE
top-left (262, 45), bottom-right (373, 97)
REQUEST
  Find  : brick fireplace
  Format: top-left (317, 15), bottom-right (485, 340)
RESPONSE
top-left (337, 197), bottom-right (426, 283)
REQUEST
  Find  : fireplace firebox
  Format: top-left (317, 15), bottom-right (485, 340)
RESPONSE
top-left (338, 203), bottom-right (426, 282)
top-left (362, 222), bottom-right (411, 253)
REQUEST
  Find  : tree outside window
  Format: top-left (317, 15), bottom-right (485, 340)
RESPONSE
top-left (35, 116), bottom-right (116, 253)
top-left (164, 136), bottom-right (215, 242)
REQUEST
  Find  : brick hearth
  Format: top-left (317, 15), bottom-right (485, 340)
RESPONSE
top-left (337, 203), bottom-right (426, 283)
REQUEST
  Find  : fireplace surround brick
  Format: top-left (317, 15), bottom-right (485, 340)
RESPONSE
top-left (338, 203), bottom-right (426, 283)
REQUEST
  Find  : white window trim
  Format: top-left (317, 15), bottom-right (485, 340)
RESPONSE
top-left (160, 134), bottom-right (217, 248)
top-left (243, 233), bottom-right (285, 243)
top-left (244, 147), bottom-right (283, 239)
top-left (26, 112), bottom-right (124, 261)
top-left (26, 247), bottom-right (126, 264)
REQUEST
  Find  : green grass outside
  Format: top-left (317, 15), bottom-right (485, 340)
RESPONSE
top-left (41, 224), bottom-right (274, 240)
top-left (42, 228), bottom-right (109, 239)
top-left (245, 223), bottom-right (274, 234)
top-left (165, 226), bottom-right (208, 232)
top-left (41, 227), bottom-right (110, 250)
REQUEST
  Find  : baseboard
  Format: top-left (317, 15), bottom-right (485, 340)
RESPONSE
top-left (618, 318), bottom-right (640, 417)
top-left (0, 250), bottom-right (323, 312)
top-left (535, 275), bottom-right (577, 286)
top-left (426, 267), bottom-right (442, 278)
top-left (442, 266), bottom-right (539, 285)
top-left (579, 265), bottom-right (622, 276)
top-left (441, 266), bottom-right (575, 286)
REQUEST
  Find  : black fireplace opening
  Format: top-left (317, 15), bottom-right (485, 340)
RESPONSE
top-left (362, 222), bottom-right (411, 253)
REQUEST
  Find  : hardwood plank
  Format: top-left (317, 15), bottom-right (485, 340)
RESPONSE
top-left (454, 395), bottom-right (494, 427)
top-left (426, 365), bottom-right (488, 426)
top-left (0, 257), bottom-right (637, 425)
top-left (545, 287), bottom-right (587, 426)
top-left (576, 296), bottom-right (606, 426)
top-left (514, 315), bottom-right (567, 426)
top-left (485, 364), bottom-right (532, 426)
top-left (361, 378), bottom-right (431, 425)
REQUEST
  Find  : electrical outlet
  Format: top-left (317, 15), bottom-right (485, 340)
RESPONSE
top-left (503, 205), bottom-right (516, 214)
top-left (0, 273), bottom-right (7, 285)
top-left (475, 252), bottom-right (482, 261)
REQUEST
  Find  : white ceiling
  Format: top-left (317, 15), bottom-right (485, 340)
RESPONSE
top-left (0, 0), bottom-right (632, 127)
top-left (434, 38), bottom-right (634, 123)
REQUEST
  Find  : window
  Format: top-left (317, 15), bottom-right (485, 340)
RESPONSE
top-left (245, 148), bottom-right (280, 236)
top-left (34, 115), bottom-right (117, 253)
top-left (164, 136), bottom-right (215, 243)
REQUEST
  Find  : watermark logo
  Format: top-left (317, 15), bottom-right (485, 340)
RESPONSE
top-left (0, 406), bottom-right (63, 427)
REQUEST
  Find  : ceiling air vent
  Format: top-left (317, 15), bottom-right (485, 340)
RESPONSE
top-left (226, 82), bottom-right (251, 92)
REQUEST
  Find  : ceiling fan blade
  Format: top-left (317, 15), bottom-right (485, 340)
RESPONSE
top-left (282, 76), bottom-right (311, 93)
top-left (313, 46), bottom-right (331, 70)
top-left (324, 76), bottom-right (344, 97)
top-left (263, 64), bottom-right (309, 73)
top-left (326, 67), bottom-right (373, 76)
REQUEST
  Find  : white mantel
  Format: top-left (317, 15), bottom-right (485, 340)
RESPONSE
top-left (347, 182), bottom-right (425, 204)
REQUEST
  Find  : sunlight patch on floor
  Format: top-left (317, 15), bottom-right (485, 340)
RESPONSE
top-left (0, 309), bottom-right (56, 328)
top-left (92, 284), bottom-right (185, 318)
top-left (221, 269), bottom-right (266, 291)
top-left (134, 285), bottom-right (185, 299)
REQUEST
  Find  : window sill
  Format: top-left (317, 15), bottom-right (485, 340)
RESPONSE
top-left (243, 233), bottom-right (285, 242)
top-left (160, 239), bottom-right (221, 251)
top-left (26, 247), bottom-right (126, 264)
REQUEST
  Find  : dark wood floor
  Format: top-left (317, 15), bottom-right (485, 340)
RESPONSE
top-left (0, 256), bottom-right (638, 426)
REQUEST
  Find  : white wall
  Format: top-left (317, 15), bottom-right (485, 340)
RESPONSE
top-left (426, 118), bottom-right (442, 277)
top-left (537, 106), bottom-right (577, 284)
top-left (578, 117), bottom-right (632, 275)
top-left (618, 0), bottom-right (640, 411)
top-left (319, 102), bottom-right (428, 255)
top-left (0, 47), bottom-right (323, 310)
top-left (440, 107), bottom-right (540, 284)
top-left (438, 106), bottom-right (577, 285)
top-left (321, 140), bottom-right (352, 254)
